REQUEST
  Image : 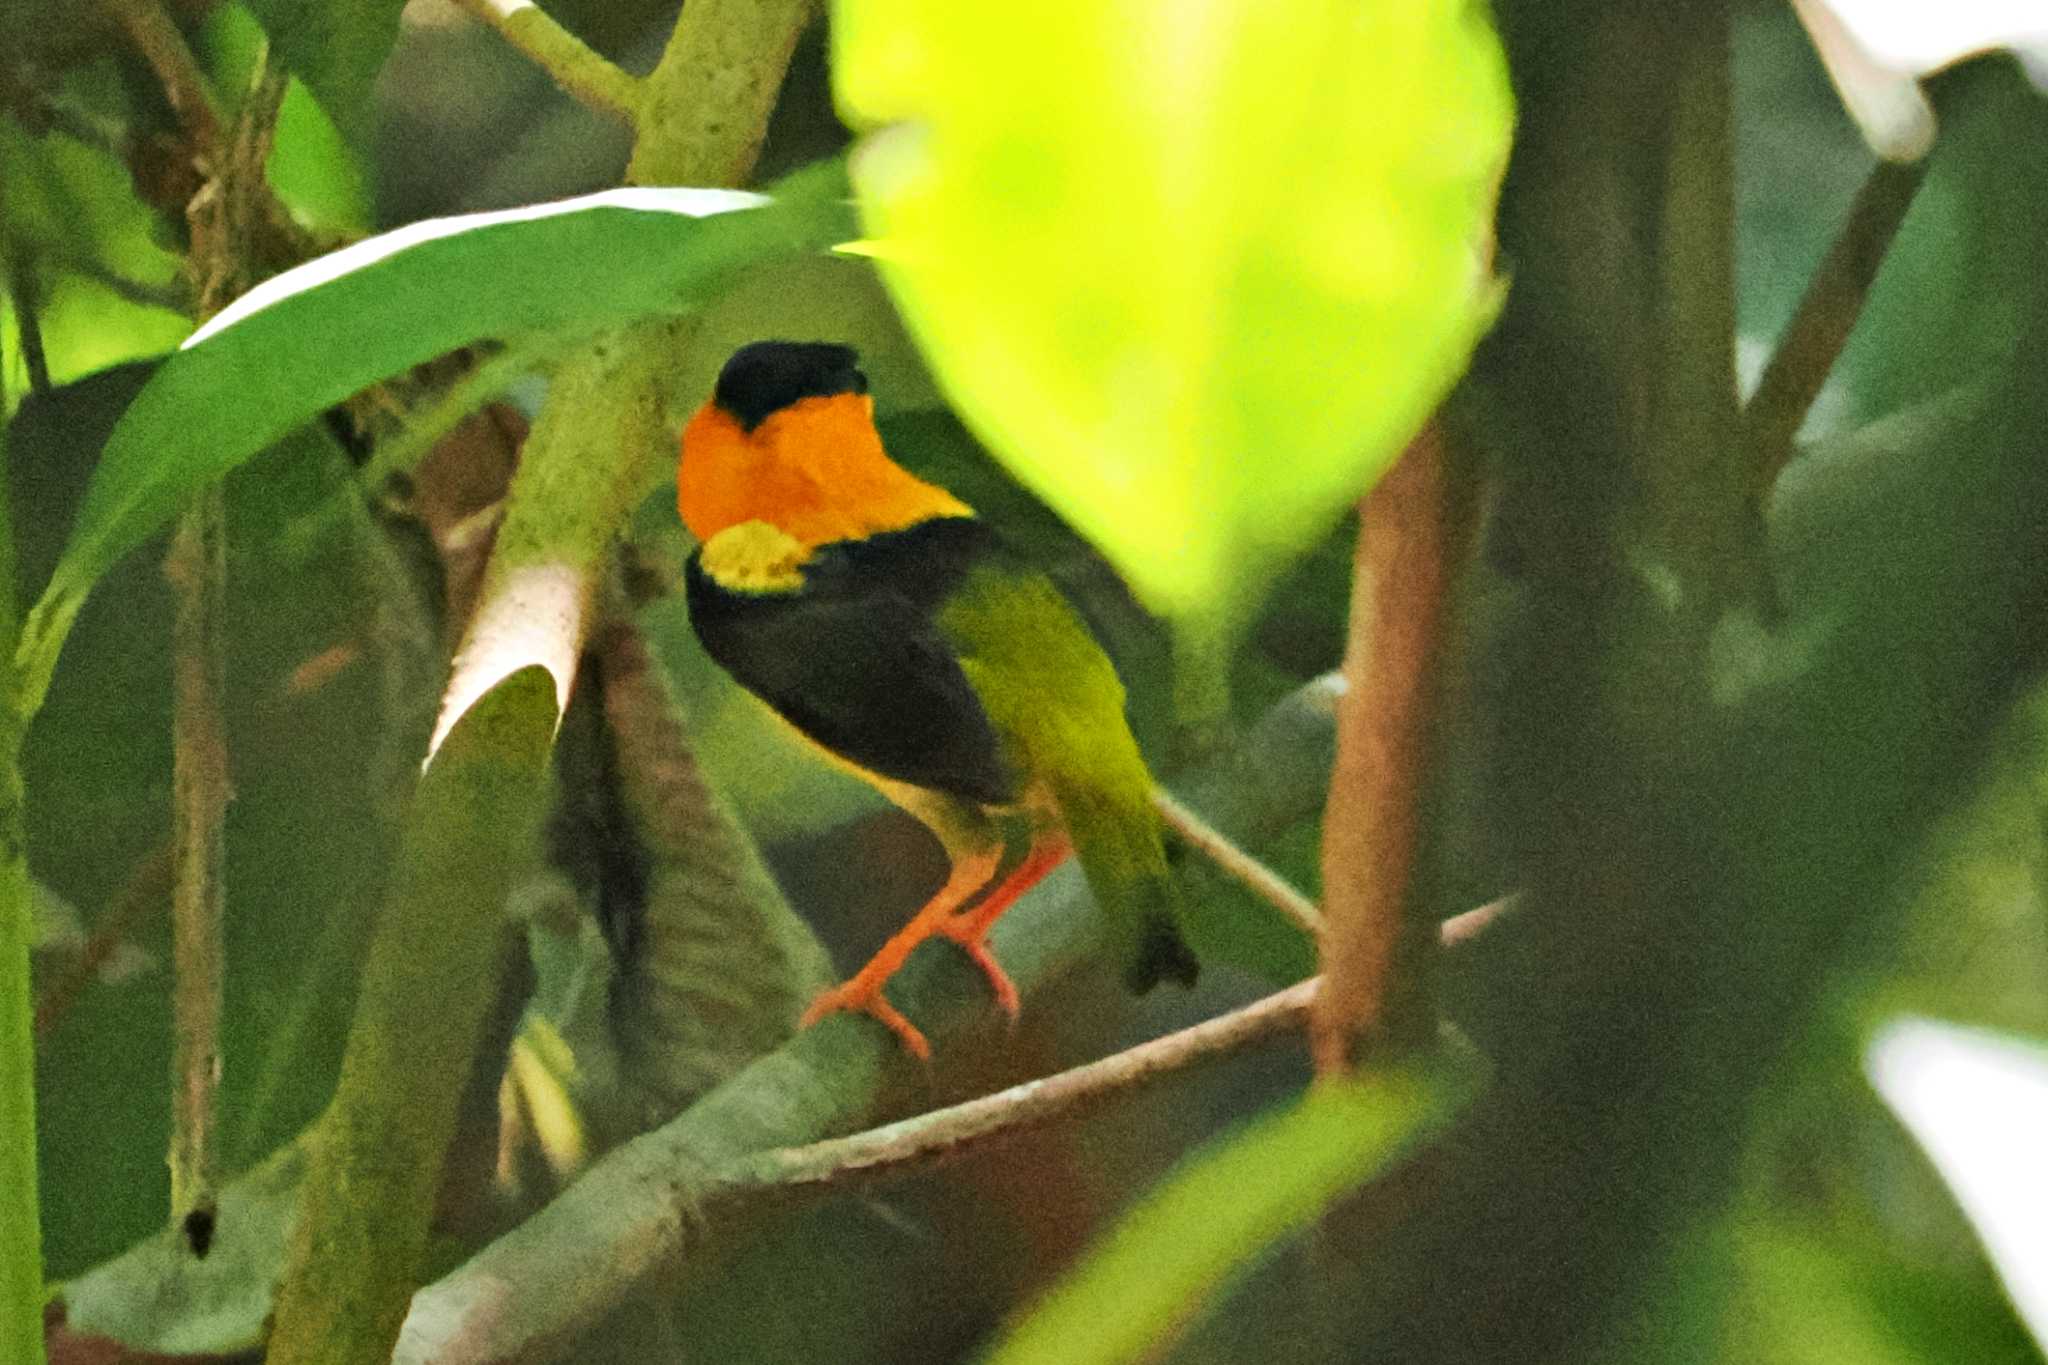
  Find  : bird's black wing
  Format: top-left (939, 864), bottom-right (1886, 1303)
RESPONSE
top-left (685, 516), bottom-right (1018, 808)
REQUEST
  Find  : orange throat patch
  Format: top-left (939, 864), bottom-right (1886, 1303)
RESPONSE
top-left (678, 392), bottom-right (972, 547)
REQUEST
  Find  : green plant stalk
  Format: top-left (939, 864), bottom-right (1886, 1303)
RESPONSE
top-left (0, 737), bottom-right (41, 1365)
top-left (1647, 6), bottom-right (1747, 619)
top-left (449, 0), bottom-right (644, 124)
top-left (265, 669), bottom-right (556, 1365)
top-left (269, 0), bottom-right (826, 1355)
top-left (0, 349), bottom-right (49, 1365)
top-left (627, 0), bottom-right (818, 187)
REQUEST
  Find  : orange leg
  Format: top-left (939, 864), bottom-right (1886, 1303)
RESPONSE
top-left (801, 846), bottom-right (1003, 1060)
top-left (937, 833), bottom-right (1074, 1021)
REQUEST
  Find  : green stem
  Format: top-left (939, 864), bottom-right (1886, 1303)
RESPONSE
top-left (1645, 6), bottom-right (1746, 616)
top-left (0, 741), bottom-right (40, 1365)
top-left (264, 670), bottom-right (556, 1365)
top-left (0, 319), bottom-right (49, 1365)
top-left (449, 0), bottom-right (643, 125)
top-left (626, 0), bottom-right (819, 188)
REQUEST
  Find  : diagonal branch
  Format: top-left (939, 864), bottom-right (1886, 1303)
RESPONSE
top-left (1745, 157), bottom-right (1928, 495)
top-left (1155, 785), bottom-right (1323, 937)
top-left (449, 0), bottom-right (644, 126)
top-left (162, 38), bottom-right (293, 1258)
top-left (99, 0), bottom-right (222, 153)
top-left (744, 898), bottom-right (1507, 1198)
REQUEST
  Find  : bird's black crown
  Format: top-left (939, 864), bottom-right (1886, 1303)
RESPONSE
top-left (714, 340), bottom-right (869, 431)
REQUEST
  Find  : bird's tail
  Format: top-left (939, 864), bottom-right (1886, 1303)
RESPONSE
top-left (1047, 769), bottom-right (1199, 993)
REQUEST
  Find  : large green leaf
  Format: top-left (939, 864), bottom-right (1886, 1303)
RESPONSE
top-left (984, 1033), bottom-right (1486, 1365)
top-left (832, 0), bottom-right (1511, 621)
top-left (12, 163), bottom-right (856, 716)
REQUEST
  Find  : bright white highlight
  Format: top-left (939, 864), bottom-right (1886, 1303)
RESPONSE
top-left (428, 562), bottom-right (585, 760)
top-left (184, 187), bottom-right (766, 349)
top-left (1866, 1015), bottom-right (2048, 1351)
top-left (1821, 0), bottom-right (2048, 83)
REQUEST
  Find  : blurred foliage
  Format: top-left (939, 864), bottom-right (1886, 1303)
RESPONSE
top-left (3, 2), bottom-right (2048, 1365)
top-left (987, 1037), bottom-right (1485, 1365)
top-left (832, 0), bottom-right (1510, 627)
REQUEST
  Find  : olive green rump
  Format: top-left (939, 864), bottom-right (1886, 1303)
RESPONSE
top-left (937, 565), bottom-right (1199, 991)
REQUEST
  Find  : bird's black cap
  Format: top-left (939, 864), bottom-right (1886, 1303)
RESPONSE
top-left (713, 340), bottom-right (870, 431)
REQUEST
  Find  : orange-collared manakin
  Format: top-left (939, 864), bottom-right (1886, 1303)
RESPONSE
top-left (677, 340), bottom-right (1199, 1057)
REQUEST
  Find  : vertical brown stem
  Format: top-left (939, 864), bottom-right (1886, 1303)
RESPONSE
top-left (164, 489), bottom-right (228, 1251)
top-left (159, 42), bottom-right (287, 1254)
top-left (1310, 425), bottom-right (1463, 1076)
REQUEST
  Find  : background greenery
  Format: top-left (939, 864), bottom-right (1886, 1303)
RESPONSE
top-left (5, 1), bottom-right (2047, 1363)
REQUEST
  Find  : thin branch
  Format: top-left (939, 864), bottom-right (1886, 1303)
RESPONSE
top-left (750, 898), bottom-right (1512, 1196)
top-left (164, 490), bottom-right (227, 1255)
top-left (33, 840), bottom-right (172, 1041)
top-left (401, 892), bottom-right (1518, 1364)
top-left (160, 39), bottom-right (290, 1259)
top-left (62, 254), bottom-right (191, 315)
top-left (1154, 785), bottom-right (1323, 937)
top-left (742, 978), bottom-right (1320, 1193)
top-left (359, 340), bottom-right (548, 490)
top-left (2, 257), bottom-right (50, 394)
top-left (450, 0), bottom-right (644, 126)
top-left (100, 0), bottom-right (222, 153)
top-left (1746, 156), bottom-right (1928, 494)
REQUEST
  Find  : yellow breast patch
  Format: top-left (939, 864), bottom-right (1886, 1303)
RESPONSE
top-left (699, 519), bottom-right (813, 593)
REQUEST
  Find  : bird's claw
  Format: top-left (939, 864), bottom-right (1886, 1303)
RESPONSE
top-left (801, 982), bottom-right (933, 1061)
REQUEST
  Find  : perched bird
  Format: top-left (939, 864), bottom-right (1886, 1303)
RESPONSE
top-left (677, 339), bottom-right (1199, 1057)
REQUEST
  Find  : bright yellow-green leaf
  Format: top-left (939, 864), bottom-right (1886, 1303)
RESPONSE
top-left (833, 0), bottom-right (1512, 619)
top-left (0, 123), bottom-right (189, 408)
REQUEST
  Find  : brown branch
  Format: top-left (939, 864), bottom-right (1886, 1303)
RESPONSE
top-left (1746, 157), bottom-right (1928, 495)
top-left (164, 489), bottom-right (227, 1254)
top-left (400, 894), bottom-right (1514, 1365)
top-left (1154, 786), bottom-right (1323, 937)
top-left (742, 978), bottom-right (1321, 1193)
top-left (32, 842), bottom-right (172, 1040)
top-left (161, 40), bottom-right (291, 1258)
top-left (754, 897), bottom-right (1510, 1195)
top-left (99, 0), bottom-right (222, 153)
top-left (1312, 423), bottom-right (1470, 1075)
top-left (449, 0), bottom-right (643, 126)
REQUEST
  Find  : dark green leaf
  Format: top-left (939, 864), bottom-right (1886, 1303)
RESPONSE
top-left (244, 0), bottom-right (406, 143)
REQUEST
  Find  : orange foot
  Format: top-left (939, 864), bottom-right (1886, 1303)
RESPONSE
top-left (799, 835), bottom-right (1072, 1060)
top-left (801, 975), bottom-right (937, 1060)
top-left (800, 931), bottom-right (1019, 1061)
